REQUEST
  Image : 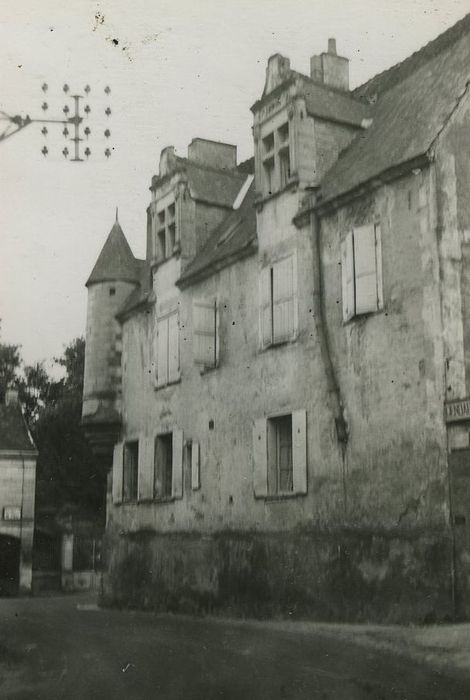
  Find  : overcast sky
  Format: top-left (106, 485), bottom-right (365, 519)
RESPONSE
top-left (1, 0), bottom-right (469, 371)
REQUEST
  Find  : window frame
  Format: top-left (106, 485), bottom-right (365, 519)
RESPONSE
top-left (154, 432), bottom-right (173, 500)
top-left (122, 440), bottom-right (139, 503)
top-left (259, 253), bottom-right (298, 350)
top-left (253, 410), bottom-right (307, 500)
top-left (155, 307), bottom-right (180, 388)
top-left (341, 222), bottom-right (383, 323)
top-left (193, 298), bottom-right (219, 370)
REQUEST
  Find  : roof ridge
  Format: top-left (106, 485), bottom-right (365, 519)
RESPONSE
top-left (353, 12), bottom-right (470, 99)
top-left (183, 157), bottom-right (246, 179)
top-left (292, 70), bottom-right (368, 105)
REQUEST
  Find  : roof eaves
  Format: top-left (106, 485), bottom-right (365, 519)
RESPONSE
top-left (177, 238), bottom-right (257, 289)
top-left (316, 152), bottom-right (431, 215)
top-left (116, 291), bottom-right (155, 322)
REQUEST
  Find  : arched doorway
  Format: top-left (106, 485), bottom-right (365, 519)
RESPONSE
top-left (0, 534), bottom-right (20, 596)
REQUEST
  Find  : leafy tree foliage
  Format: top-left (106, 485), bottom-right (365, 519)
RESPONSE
top-left (33, 337), bottom-right (106, 521)
top-left (0, 327), bottom-right (105, 523)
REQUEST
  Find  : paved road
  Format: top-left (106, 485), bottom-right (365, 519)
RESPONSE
top-left (0, 594), bottom-right (468, 699)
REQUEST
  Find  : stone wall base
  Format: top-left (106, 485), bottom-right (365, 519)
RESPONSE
top-left (100, 527), bottom-right (454, 623)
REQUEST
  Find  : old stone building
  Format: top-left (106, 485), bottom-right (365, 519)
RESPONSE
top-left (83, 15), bottom-right (470, 621)
top-left (0, 389), bottom-right (37, 595)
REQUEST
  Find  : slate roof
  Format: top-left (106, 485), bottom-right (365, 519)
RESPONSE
top-left (178, 179), bottom-right (257, 287)
top-left (86, 221), bottom-right (143, 286)
top-left (0, 403), bottom-right (37, 453)
top-left (318, 13), bottom-right (470, 206)
top-left (116, 260), bottom-right (154, 320)
top-left (180, 158), bottom-right (247, 208)
top-left (295, 73), bottom-right (370, 127)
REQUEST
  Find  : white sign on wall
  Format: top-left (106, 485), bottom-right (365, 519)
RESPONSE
top-left (3, 506), bottom-right (22, 521)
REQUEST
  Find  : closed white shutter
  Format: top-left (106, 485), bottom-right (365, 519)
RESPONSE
top-left (112, 442), bottom-right (124, 504)
top-left (172, 428), bottom-right (184, 498)
top-left (191, 441), bottom-right (200, 490)
top-left (292, 410), bottom-right (307, 494)
top-left (193, 300), bottom-right (216, 367)
top-left (168, 312), bottom-right (180, 383)
top-left (260, 266), bottom-right (272, 348)
top-left (138, 437), bottom-right (154, 501)
top-left (273, 256), bottom-right (295, 343)
top-left (156, 316), bottom-right (168, 387)
top-left (354, 224), bottom-right (379, 315)
top-left (375, 223), bottom-right (384, 311)
top-left (253, 418), bottom-right (268, 497)
top-left (341, 231), bottom-right (355, 322)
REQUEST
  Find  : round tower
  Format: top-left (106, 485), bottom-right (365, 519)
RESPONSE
top-left (82, 213), bottom-right (141, 460)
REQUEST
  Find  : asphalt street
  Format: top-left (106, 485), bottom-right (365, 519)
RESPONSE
top-left (0, 594), bottom-right (468, 699)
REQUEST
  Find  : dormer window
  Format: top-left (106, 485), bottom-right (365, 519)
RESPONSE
top-left (155, 200), bottom-right (178, 263)
top-left (259, 121), bottom-right (292, 197)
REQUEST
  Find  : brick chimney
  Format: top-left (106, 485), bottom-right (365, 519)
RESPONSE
top-left (310, 38), bottom-right (349, 91)
top-left (188, 138), bottom-right (237, 171)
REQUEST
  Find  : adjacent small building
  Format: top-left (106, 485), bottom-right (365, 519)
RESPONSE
top-left (83, 15), bottom-right (470, 621)
top-left (0, 389), bottom-right (37, 595)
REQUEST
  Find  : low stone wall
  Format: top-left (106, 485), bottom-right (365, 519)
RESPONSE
top-left (100, 527), bottom-right (454, 623)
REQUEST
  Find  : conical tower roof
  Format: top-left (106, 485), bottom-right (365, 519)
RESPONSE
top-left (86, 218), bottom-right (140, 286)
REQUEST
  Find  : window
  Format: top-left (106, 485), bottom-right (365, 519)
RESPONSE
top-left (122, 441), bottom-right (138, 502)
top-left (193, 299), bottom-right (218, 368)
top-left (260, 122), bottom-right (291, 196)
top-left (153, 429), bottom-right (184, 499)
top-left (269, 415), bottom-right (293, 493)
top-left (252, 410), bottom-right (307, 498)
top-left (260, 255), bottom-right (297, 348)
top-left (263, 156), bottom-right (275, 194)
top-left (154, 433), bottom-right (173, 498)
top-left (279, 146), bottom-right (291, 188)
top-left (156, 309), bottom-right (180, 387)
top-left (155, 200), bottom-right (178, 262)
top-left (341, 223), bottom-right (383, 322)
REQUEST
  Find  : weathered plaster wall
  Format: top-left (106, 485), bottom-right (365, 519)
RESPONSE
top-left (321, 170), bottom-right (448, 529)
top-left (114, 186), bottom-right (344, 537)
top-left (434, 90), bottom-right (470, 397)
top-left (102, 528), bottom-right (453, 623)
top-left (102, 172), bottom-right (456, 619)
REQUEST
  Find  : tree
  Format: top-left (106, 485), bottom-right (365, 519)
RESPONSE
top-left (0, 342), bottom-right (21, 402)
top-left (33, 337), bottom-right (106, 522)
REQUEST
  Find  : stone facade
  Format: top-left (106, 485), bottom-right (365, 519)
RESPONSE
top-left (84, 19), bottom-right (470, 621)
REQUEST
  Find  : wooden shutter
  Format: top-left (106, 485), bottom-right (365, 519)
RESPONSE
top-left (112, 441), bottom-right (124, 504)
top-left (253, 418), bottom-right (268, 497)
top-left (172, 428), bottom-right (184, 498)
top-left (156, 316), bottom-right (168, 387)
top-left (273, 256), bottom-right (295, 343)
top-left (138, 437), bottom-right (154, 501)
top-left (375, 223), bottom-right (384, 311)
top-left (260, 266), bottom-right (272, 348)
top-left (193, 300), bottom-right (216, 367)
top-left (168, 312), bottom-right (180, 383)
top-left (292, 410), bottom-right (307, 494)
top-left (341, 231), bottom-right (355, 322)
top-left (354, 224), bottom-right (379, 315)
top-left (191, 441), bottom-right (200, 490)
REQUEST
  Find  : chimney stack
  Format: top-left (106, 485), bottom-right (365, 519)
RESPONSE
top-left (310, 38), bottom-right (349, 91)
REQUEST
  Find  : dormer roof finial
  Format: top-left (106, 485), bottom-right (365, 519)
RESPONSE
top-left (115, 206), bottom-right (119, 224)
